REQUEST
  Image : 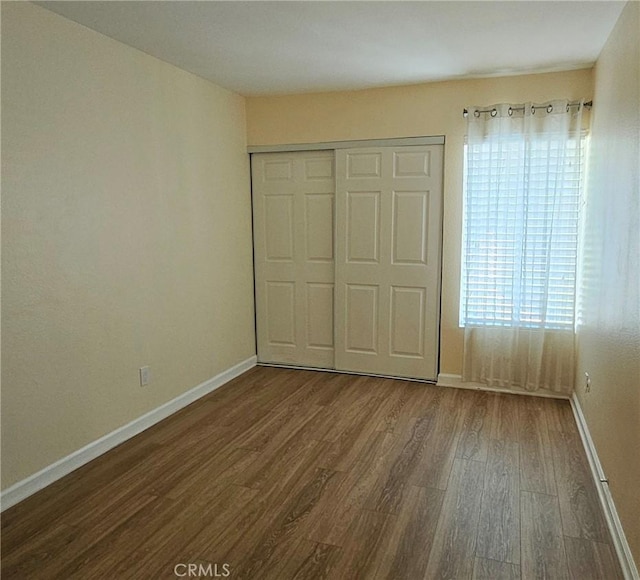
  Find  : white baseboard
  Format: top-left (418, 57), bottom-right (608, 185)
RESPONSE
top-left (570, 393), bottom-right (639, 580)
top-left (0, 355), bottom-right (257, 512)
top-left (436, 373), bottom-right (570, 399)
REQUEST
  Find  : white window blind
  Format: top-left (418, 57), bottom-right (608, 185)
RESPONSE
top-left (461, 134), bottom-right (585, 329)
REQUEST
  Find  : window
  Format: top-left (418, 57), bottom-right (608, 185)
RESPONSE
top-left (460, 133), bottom-right (585, 330)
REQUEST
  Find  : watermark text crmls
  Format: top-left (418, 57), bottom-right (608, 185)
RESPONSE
top-left (174, 563), bottom-right (231, 577)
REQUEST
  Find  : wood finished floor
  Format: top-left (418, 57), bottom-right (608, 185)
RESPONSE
top-left (1, 367), bottom-right (624, 580)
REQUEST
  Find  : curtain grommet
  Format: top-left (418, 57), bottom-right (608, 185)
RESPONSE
top-left (491, 108), bottom-right (497, 117)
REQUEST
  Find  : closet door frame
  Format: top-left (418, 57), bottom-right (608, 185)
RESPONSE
top-left (248, 136), bottom-right (445, 155)
top-left (249, 135), bottom-right (445, 380)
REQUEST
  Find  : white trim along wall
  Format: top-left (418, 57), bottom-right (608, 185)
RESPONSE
top-left (571, 394), bottom-right (640, 580)
top-left (0, 356), bottom-right (258, 512)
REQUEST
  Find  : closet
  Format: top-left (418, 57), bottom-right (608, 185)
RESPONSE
top-left (251, 141), bottom-right (443, 381)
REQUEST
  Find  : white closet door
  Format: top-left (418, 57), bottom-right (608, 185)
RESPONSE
top-left (335, 145), bottom-right (443, 380)
top-left (252, 151), bottom-right (335, 367)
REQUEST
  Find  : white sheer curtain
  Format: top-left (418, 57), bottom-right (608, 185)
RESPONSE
top-left (461, 100), bottom-right (586, 394)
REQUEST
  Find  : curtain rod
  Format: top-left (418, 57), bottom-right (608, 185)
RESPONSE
top-left (463, 100), bottom-right (593, 118)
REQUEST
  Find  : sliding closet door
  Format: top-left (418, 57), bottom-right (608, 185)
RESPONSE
top-left (335, 145), bottom-right (443, 380)
top-left (252, 151), bottom-right (335, 367)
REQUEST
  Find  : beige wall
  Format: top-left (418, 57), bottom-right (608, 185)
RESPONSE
top-left (1, 3), bottom-right (256, 489)
top-left (576, 1), bottom-right (640, 567)
top-left (247, 69), bottom-right (594, 375)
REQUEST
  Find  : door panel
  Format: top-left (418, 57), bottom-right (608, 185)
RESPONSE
top-left (335, 145), bottom-right (443, 380)
top-left (305, 194), bottom-right (334, 261)
top-left (346, 191), bottom-right (380, 263)
top-left (390, 286), bottom-right (426, 357)
top-left (392, 191), bottom-right (429, 264)
top-left (306, 283), bottom-right (334, 349)
top-left (345, 284), bottom-right (379, 354)
top-left (264, 196), bottom-right (294, 260)
top-left (347, 151), bottom-right (382, 178)
top-left (393, 149), bottom-right (432, 176)
top-left (263, 158), bottom-right (293, 180)
top-left (265, 282), bottom-right (296, 346)
top-left (252, 151), bottom-right (335, 367)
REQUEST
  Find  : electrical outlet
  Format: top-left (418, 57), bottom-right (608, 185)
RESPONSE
top-left (584, 372), bottom-right (591, 393)
top-left (140, 366), bottom-right (151, 386)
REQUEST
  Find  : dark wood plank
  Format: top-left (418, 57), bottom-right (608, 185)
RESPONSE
top-left (167, 485), bottom-right (261, 567)
top-left (1, 522), bottom-right (89, 580)
top-left (424, 458), bottom-right (485, 580)
top-left (229, 468), bottom-right (340, 579)
top-left (216, 367), bottom-right (305, 430)
top-left (236, 437), bottom-right (324, 493)
top-left (63, 491), bottom-right (157, 543)
top-left (549, 429), bottom-right (610, 542)
top-left (0, 439), bottom-right (162, 554)
top-left (328, 374), bottom-right (381, 410)
top-left (476, 439), bottom-right (520, 564)
top-left (564, 536), bottom-right (624, 580)
top-left (299, 404), bottom-right (340, 442)
top-left (122, 427), bottom-right (249, 498)
top-left (211, 440), bottom-right (335, 567)
top-left (518, 397), bottom-right (557, 495)
top-left (1, 368), bottom-right (621, 580)
top-left (267, 370), bottom-right (342, 411)
top-left (141, 398), bottom-right (229, 446)
top-left (542, 398), bottom-right (577, 434)
top-left (318, 394), bottom-right (389, 472)
top-left (232, 398), bottom-right (321, 451)
top-left (332, 509), bottom-right (395, 578)
top-left (408, 387), bottom-right (466, 489)
top-left (456, 390), bottom-right (496, 462)
top-left (490, 393), bottom-right (521, 442)
top-left (473, 557), bottom-right (521, 580)
top-left (404, 381), bottom-right (441, 419)
top-left (116, 484), bottom-right (257, 579)
top-left (319, 380), bottom-right (378, 446)
top-left (329, 384), bottom-right (411, 472)
top-left (145, 366), bottom-right (298, 447)
top-left (312, 372), bottom-right (359, 407)
top-left (374, 380), bottom-right (422, 433)
top-left (521, 490), bottom-right (570, 580)
top-left (54, 496), bottom-right (189, 578)
top-left (271, 539), bottom-right (341, 580)
top-left (373, 484), bottom-right (444, 579)
top-left (366, 415), bottom-right (432, 515)
top-left (308, 431), bottom-right (395, 546)
top-left (164, 447), bottom-right (259, 500)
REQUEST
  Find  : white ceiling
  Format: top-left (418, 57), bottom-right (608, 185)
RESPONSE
top-left (36, 1), bottom-right (626, 97)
